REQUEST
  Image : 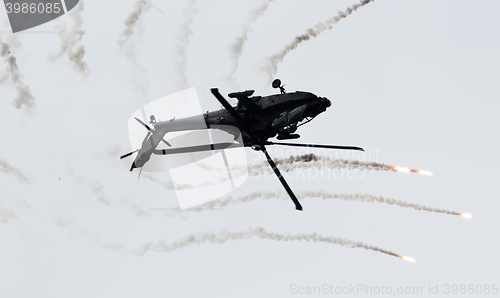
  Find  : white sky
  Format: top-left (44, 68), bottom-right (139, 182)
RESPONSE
top-left (0, 0), bottom-right (499, 297)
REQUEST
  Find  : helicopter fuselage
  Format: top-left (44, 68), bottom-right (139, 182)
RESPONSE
top-left (203, 91), bottom-right (331, 145)
top-left (130, 90), bottom-right (331, 170)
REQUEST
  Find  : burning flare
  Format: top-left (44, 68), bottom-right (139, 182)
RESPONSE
top-left (397, 255), bottom-right (416, 262)
top-left (458, 212), bottom-right (472, 219)
top-left (390, 166), bottom-right (411, 173)
top-left (413, 169), bottom-right (433, 176)
top-left (391, 166), bottom-right (433, 175)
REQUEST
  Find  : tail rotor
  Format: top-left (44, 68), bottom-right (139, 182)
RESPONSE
top-left (120, 116), bottom-right (171, 171)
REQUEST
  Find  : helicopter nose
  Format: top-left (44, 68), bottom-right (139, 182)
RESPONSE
top-left (320, 97), bottom-right (331, 107)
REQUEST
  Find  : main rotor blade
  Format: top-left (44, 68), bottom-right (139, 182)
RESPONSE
top-left (134, 117), bottom-right (153, 132)
top-left (266, 141), bottom-right (365, 152)
top-left (120, 149), bottom-right (138, 159)
top-left (211, 89), bottom-right (251, 132)
top-left (261, 146), bottom-right (302, 211)
top-left (232, 95), bottom-right (260, 112)
top-left (153, 142), bottom-right (241, 155)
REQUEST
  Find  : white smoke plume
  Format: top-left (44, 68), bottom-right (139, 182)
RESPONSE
top-left (200, 190), bottom-right (462, 217)
top-left (201, 152), bottom-right (421, 179)
top-left (226, 0), bottom-right (274, 88)
top-left (175, 0), bottom-right (198, 90)
top-left (272, 154), bottom-right (431, 175)
top-left (0, 158), bottom-right (30, 184)
top-left (52, 1), bottom-right (89, 75)
top-left (54, 217), bottom-right (73, 228)
top-left (142, 152), bottom-right (430, 193)
top-left (143, 170), bottom-right (237, 191)
top-left (124, 46), bottom-right (150, 104)
top-left (273, 153), bottom-right (395, 172)
top-left (264, 0), bottom-right (375, 81)
top-left (0, 73), bottom-right (7, 84)
top-left (0, 36), bottom-right (36, 112)
top-left (193, 153), bottom-right (396, 175)
top-left (0, 203), bottom-right (17, 224)
top-left (299, 190), bottom-right (461, 216)
top-left (89, 181), bottom-right (110, 206)
top-left (132, 176), bottom-right (461, 217)
top-left (104, 226), bottom-right (403, 259)
top-left (118, 0), bottom-right (152, 47)
top-left (117, 0), bottom-right (152, 109)
top-left (142, 173), bottom-right (174, 189)
top-left (201, 190), bottom-right (282, 209)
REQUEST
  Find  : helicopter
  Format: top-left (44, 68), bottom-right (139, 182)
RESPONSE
top-left (120, 79), bottom-right (364, 211)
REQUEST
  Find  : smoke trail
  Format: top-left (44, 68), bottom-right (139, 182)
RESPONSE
top-left (0, 36), bottom-right (36, 112)
top-left (272, 153), bottom-right (431, 175)
top-left (200, 190), bottom-right (462, 217)
top-left (135, 179), bottom-right (461, 217)
top-left (124, 44), bottom-right (150, 105)
top-left (298, 190), bottom-right (461, 216)
top-left (175, 0), bottom-right (198, 90)
top-left (142, 156), bottom-right (407, 191)
top-left (118, 0), bottom-right (152, 47)
top-left (0, 203), bottom-right (17, 224)
top-left (117, 0), bottom-right (152, 110)
top-left (0, 73), bottom-right (7, 84)
top-left (54, 217), bottom-right (73, 228)
top-left (194, 153), bottom-right (409, 175)
top-left (264, 0), bottom-right (374, 82)
top-left (52, 1), bottom-right (89, 75)
top-left (0, 158), bottom-right (30, 184)
top-left (143, 171), bottom-right (236, 194)
top-left (118, 5), bottom-right (150, 118)
top-left (104, 226), bottom-right (404, 259)
top-left (142, 173), bottom-right (174, 189)
top-left (89, 181), bottom-right (110, 206)
top-left (218, 154), bottom-right (422, 179)
top-left (274, 154), bottom-right (394, 173)
top-left (201, 190), bottom-right (283, 209)
top-left (143, 152), bottom-right (430, 192)
top-left (226, 0), bottom-right (274, 88)
top-left (164, 153), bottom-right (410, 175)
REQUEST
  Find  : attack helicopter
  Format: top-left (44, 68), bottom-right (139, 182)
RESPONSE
top-left (121, 79), bottom-right (364, 211)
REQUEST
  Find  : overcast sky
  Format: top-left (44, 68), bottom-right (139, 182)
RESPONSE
top-left (1, 0), bottom-right (499, 297)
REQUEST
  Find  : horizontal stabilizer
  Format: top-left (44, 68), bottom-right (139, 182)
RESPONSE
top-left (120, 149), bottom-right (138, 159)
